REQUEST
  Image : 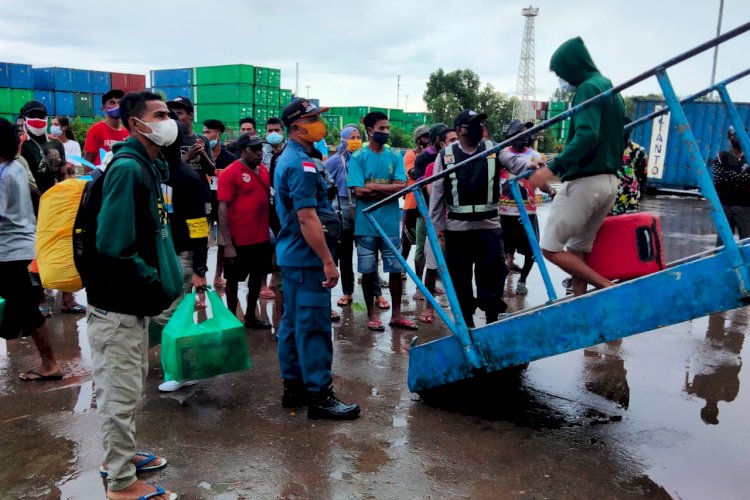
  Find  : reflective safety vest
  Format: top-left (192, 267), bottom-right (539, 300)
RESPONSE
top-left (440, 140), bottom-right (500, 221)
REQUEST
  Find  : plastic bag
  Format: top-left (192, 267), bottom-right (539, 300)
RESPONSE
top-left (36, 179), bottom-right (87, 292)
top-left (161, 289), bottom-right (251, 382)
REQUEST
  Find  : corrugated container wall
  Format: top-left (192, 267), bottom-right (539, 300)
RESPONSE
top-left (54, 92), bottom-right (75, 116)
top-left (11, 89), bottom-right (33, 114)
top-left (34, 90), bottom-right (55, 115)
top-left (631, 100), bottom-right (750, 190)
top-left (91, 71), bottom-right (111, 94)
top-left (151, 68), bottom-right (194, 87)
top-left (11, 64), bottom-right (33, 89)
top-left (72, 70), bottom-right (92, 93)
top-left (153, 86), bottom-right (195, 102)
top-left (0, 63), bottom-right (12, 87)
top-left (129, 74), bottom-right (146, 92)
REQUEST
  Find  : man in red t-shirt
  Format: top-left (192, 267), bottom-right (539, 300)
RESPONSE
top-left (218, 133), bottom-right (273, 329)
top-left (83, 89), bottom-right (129, 169)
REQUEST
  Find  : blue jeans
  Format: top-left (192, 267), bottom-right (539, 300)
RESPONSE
top-left (278, 266), bottom-right (333, 393)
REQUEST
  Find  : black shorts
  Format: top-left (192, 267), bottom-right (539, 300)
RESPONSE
top-left (500, 214), bottom-right (540, 257)
top-left (225, 242), bottom-right (273, 282)
top-left (0, 261), bottom-right (45, 340)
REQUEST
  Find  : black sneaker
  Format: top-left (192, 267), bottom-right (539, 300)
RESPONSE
top-left (307, 389), bottom-right (360, 420)
top-left (244, 317), bottom-right (272, 329)
top-left (282, 380), bottom-right (308, 408)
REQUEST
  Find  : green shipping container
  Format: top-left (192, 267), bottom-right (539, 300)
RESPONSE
top-left (0, 88), bottom-right (12, 114)
top-left (254, 67), bottom-right (270, 87)
top-left (279, 89), bottom-right (293, 105)
top-left (0, 113), bottom-right (14, 122)
top-left (389, 108), bottom-right (405, 121)
top-left (267, 88), bottom-right (280, 107)
top-left (254, 105), bottom-right (272, 123)
top-left (268, 68), bottom-right (281, 88)
top-left (195, 84), bottom-right (254, 105)
top-left (549, 101), bottom-right (567, 112)
top-left (370, 107), bottom-right (387, 115)
top-left (196, 104), bottom-right (253, 125)
top-left (349, 106), bottom-right (369, 117)
top-left (324, 115), bottom-right (343, 130)
top-left (390, 120), bottom-right (405, 130)
top-left (254, 87), bottom-right (268, 106)
top-left (75, 93), bottom-right (95, 117)
top-left (11, 89), bottom-right (33, 115)
top-left (195, 64), bottom-right (255, 85)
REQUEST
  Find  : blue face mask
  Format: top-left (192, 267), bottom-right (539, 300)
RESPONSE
top-left (209, 139), bottom-right (218, 148)
top-left (105, 106), bottom-right (121, 119)
top-left (49, 125), bottom-right (63, 137)
top-left (266, 132), bottom-right (283, 145)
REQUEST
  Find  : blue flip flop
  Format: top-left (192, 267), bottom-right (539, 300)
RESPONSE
top-left (105, 485), bottom-right (177, 500)
top-left (100, 452), bottom-right (168, 478)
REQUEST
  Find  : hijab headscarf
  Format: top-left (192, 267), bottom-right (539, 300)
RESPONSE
top-left (337, 125), bottom-right (360, 158)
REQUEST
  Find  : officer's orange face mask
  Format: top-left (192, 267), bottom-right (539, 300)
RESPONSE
top-left (294, 117), bottom-right (327, 143)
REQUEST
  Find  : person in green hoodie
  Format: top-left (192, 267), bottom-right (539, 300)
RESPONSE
top-left (530, 36), bottom-right (624, 296)
top-left (86, 91), bottom-right (181, 500)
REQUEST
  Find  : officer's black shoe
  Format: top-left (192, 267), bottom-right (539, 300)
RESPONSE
top-left (307, 389), bottom-right (361, 420)
top-left (244, 317), bottom-right (272, 329)
top-left (282, 380), bottom-right (308, 408)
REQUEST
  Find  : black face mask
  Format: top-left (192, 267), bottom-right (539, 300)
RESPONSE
top-left (512, 137), bottom-right (530, 149)
top-left (731, 138), bottom-right (741, 150)
top-left (371, 131), bottom-right (389, 146)
top-left (465, 123), bottom-right (484, 144)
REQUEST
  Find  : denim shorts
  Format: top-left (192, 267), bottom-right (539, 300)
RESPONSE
top-left (355, 235), bottom-right (404, 274)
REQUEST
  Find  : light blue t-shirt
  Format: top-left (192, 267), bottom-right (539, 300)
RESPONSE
top-left (346, 147), bottom-right (406, 238)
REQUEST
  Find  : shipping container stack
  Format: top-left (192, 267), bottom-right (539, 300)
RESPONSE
top-left (152, 64), bottom-right (286, 136)
top-left (30, 67), bottom-right (145, 125)
top-left (546, 101), bottom-right (569, 141)
top-left (0, 62), bottom-right (34, 122)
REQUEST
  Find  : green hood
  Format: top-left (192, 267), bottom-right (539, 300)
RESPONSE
top-left (550, 37), bottom-right (599, 86)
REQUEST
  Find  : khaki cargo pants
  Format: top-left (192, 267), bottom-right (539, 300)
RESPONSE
top-left (87, 308), bottom-right (149, 491)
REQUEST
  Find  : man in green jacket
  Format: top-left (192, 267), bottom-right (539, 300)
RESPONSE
top-left (530, 37), bottom-right (624, 296)
top-left (86, 91), bottom-right (182, 500)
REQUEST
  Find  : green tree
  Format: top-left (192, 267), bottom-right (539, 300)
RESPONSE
top-left (622, 93), bottom-right (664, 119)
top-left (424, 68), bottom-right (518, 141)
top-left (388, 126), bottom-right (412, 149)
top-left (423, 69), bottom-right (481, 125)
top-left (550, 86), bottom-right (575, 104)
top-left (71, 117), bottom-right (97, 149)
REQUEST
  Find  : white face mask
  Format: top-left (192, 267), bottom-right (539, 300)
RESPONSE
top-left (558, 77), bottom-right (576, 93)
top-left (136, 118), bottom-right (178, 146)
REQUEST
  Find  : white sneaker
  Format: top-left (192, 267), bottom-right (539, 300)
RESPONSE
top-left (158, 380), bottom-right (198, 392)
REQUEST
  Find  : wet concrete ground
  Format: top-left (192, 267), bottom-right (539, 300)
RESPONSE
top-left (1, 195), bottom-right (748, 499)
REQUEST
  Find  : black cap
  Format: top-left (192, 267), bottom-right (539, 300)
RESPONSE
top-left (453, 109), bottom-right (487, 128)
top-left (102, 89), bottom-right (125, 105)
top-left (429, 123), bottom-right (449, 144)
top-left (203, 119), bottom-right (226, 133)
top-left (166, 96), bottom-right (194, 113)
top-left (505, 119), bottom-right (534, 139)
top-left (282, 97), bottom-right (329, 127)
top-left (20, 100), bottom-right (47, 117)
top-left (236, 132), bottom-right (268, 149)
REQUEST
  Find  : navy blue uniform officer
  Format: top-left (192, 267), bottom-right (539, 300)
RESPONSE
top-left (274, 98), bottom-right (360, 420)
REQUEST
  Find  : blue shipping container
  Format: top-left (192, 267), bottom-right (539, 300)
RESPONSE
top-left (94, 93), bottom-right (105, 116)
top-left (91, 71), bottom-right (111, 94)
top-left (153, 86), bottom-right (194, 101)
top-left (54, 92), bottom-right (75, 116)
top-left (151, 68), bottom-right (194, 87)
top-left (11, 64), bottom-right (33, 89)
top-left (34, 68), bottom-right (75, 91)
top-left (632, 100), bottom-right (750, 190)
top-left (72, 69), bottom-right (92, 93)
top-left (34, 90), bottom-right (55, 116)
top-left (0, 63), bottom-right (12, 87)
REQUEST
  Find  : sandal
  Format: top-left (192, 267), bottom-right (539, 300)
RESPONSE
top-left (331, 310), bottom-right (341, 322)
top-left (105, 485), bottom-right (177, 500)
top-left (213, 277), bottom-right (227, 288)
top-left (19, 369), bottom-right (63, 382)
top-left (337, 295), bottom-right (353, 307)
top-left (389, 318), bottom-right (419, 330)
top-left (367, 320), bottom-right (385, 331)
top-left (100, 452), bottom-right (168, 478)
top-left (61, 304), bottom-right (86, 314)
top-left (375, 296), bottom-right (390, 310)
top-left (412, 291), bottom-right (425, 301)
top-left (259, 288), bottom-right (276, 300)
top-left (419, 311), bottom-right (435, 324)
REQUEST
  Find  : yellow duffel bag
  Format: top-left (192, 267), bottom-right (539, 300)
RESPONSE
top-left (36, 179), bottom-right (87, 292)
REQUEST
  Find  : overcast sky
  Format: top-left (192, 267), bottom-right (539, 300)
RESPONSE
top-left (0, 0), bottom-right (748, 113)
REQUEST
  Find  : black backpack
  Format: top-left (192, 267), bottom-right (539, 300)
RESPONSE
top-left (72, 153), bottom-right (150, 285)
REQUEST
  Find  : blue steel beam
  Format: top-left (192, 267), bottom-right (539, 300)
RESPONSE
top-left (626, 67), bottom-right (750, 131)
top-left (408, 243), bottom-right (750, 392)
top-left (656, 69), bottom-right (750, 297)
top-left (717, 84), bottom-right (750, 171)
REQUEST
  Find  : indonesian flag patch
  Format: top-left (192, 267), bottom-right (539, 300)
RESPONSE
top-left (302, 161), bottom-right (317, 173)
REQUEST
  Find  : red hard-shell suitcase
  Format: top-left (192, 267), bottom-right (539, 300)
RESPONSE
top-left (585, 212), bottom-right (665, 280)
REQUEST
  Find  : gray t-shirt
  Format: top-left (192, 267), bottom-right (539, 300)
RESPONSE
top-left (0, 160), bottom-right (36, 261)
